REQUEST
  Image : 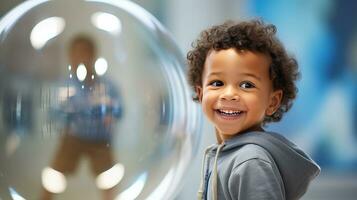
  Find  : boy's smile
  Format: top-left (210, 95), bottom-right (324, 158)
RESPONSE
top-left (196, 49), bottom-right (282, 142)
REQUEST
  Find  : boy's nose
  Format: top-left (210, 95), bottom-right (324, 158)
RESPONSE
top-left (220, 86), bottom-right (239, 101)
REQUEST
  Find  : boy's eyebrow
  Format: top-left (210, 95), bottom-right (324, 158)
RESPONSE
top-left (241, 73), bottom-right (262, 81)
top-left (208, 72), bottom-right (262, 81)
top-left (207, 72), bottom-right (222, 76)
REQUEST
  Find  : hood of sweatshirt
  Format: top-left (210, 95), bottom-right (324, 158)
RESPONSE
top-left (206, 131), bottom-right (321, 200)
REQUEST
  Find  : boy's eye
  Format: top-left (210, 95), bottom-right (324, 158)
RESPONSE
top-left (240, 81), bottom-right (255, 89)
top-left (209, 80), bottom-right (224, 87)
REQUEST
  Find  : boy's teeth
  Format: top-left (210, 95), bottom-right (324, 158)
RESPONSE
top-left (219, 109), bottom-right (242, 115)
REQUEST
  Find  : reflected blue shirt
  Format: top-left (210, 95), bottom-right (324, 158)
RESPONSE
top-left (56, 78), bottom-right (122, 142)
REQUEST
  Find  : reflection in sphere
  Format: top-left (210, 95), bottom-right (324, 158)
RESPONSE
top-left (0, 0), bottom-right (201, 199)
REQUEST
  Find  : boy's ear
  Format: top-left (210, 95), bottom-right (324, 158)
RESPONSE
top-left (195, 86), bottom-right (203, 103)
top-left (266, 89), bottom-right (283, 116)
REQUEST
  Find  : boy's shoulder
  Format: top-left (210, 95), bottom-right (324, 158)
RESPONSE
top-left (224, 143), bottom-right (275, 169)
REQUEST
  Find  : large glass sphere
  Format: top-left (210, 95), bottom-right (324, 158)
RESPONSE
top-left (0, 0), bottom-right (201, 199)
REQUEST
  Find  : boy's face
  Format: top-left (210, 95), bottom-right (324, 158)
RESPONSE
top-left (69, 41), bottom-right (95, 75)
top-left (196, 49), bottom-right (282, 141)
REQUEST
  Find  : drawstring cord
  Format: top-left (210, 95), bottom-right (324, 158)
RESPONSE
top-left (211, 144), bottom-right (224, 200)
top-left (198, 145), bottom-right (215, 200)
top-left (197, 144), bottom-right (224, 200)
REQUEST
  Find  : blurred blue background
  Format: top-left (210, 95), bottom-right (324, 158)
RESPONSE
top-left (1, 0), bottom-right (356, 199)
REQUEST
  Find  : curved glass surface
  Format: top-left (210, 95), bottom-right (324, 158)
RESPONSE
top-left (0, 0), bottom-right (201, 199)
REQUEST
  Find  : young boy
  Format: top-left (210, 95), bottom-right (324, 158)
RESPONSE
top-left (187, 20), bottom-right (320, 200)
top-left (41, 35), bottom-right (122, 200)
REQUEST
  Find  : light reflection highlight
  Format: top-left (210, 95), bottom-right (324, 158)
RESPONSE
top-left (91, 12), bottom-right (121, 35)
top-left (94, 57), bottom-right (108, 76)
top-left (9, 187), bottom-right (26, 200)
top-left (41, 167), bottom-right (67, 194)
top-left (76, 63), bottom-right (87, 82)
top-left (30, 17), bottom-right (65, 50)
top-left (146, 168), bottom-right (174, 200)
top-left (86, 0), bottom-right (156, 31)
top-left (96, 163), bottom-right (125, 190)
top-left (115, 172), bottom-right (147, 200)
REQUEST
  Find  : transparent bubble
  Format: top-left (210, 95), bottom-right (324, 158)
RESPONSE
top-left (0, 0), bottom-right (201, 199)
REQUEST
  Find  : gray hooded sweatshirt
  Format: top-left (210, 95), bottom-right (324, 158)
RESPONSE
top-left (197, 131), bottom-right (320, 200)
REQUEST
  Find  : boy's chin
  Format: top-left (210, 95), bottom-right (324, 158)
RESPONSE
top-left (216, 128), bottom-right (242, 139)
top-left (217, 125), bottom-right (262, 140)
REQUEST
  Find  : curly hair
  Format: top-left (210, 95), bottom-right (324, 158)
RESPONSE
top-left (187, 19), bottom-right (300, 124)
